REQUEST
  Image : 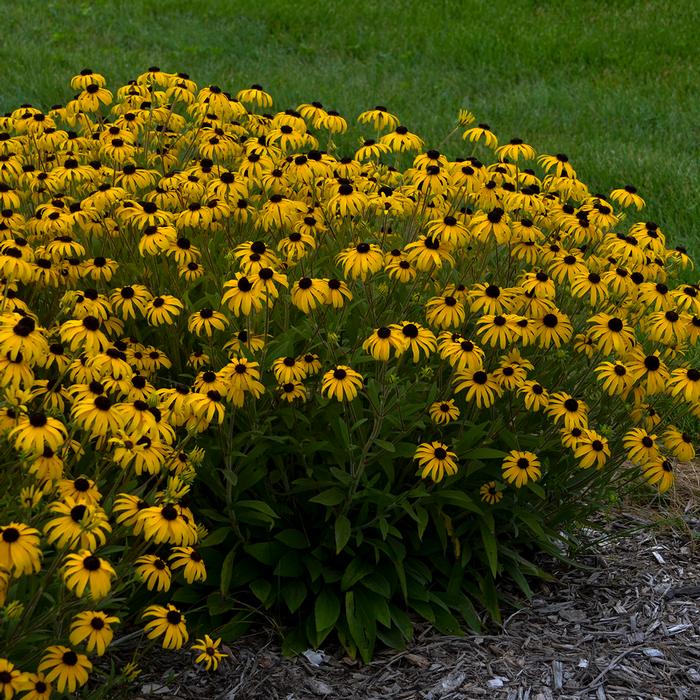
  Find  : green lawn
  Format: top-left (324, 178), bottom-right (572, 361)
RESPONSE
top-left (3, 0), bottom-right (699, 256)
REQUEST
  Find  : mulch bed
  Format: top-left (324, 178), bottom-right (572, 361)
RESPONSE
top-left (126, 512), bottom-right (700, 700)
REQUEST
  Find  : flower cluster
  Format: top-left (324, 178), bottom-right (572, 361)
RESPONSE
top-left (0, 67), bottom-right (696, 685)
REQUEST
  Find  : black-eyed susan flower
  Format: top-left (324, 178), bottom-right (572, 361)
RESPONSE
top-left (623, 428), bottom-right (660, 465)
top-left (638, 281), bottom-right (674, 312)
top-left (425, 294), bottom-right (465, 329)
top-left (501, 450), bottom-right (541, 487)
top-left (336, 242), bottom-right (384, 280)
top-left (278, 381), bottom-right (306, 402)
top-left (44, 499), bottom-right (111, 551)
top-left (493, 361), bottom-right (527, 391)
top-left (435, 332), bottom-right (477, 366)
top-left (668, 366), bottom-right (700, 402)
top-left (379, 125), bottom-right (424, 152)
top-left (587, 313), bottom-right (636, 354)
top-left (71, 395), bottom-right (124, 437)
top-left (428, 399), bottom-right (460, 424)
top-left (662, 427), bottom-right (694, 463)
top-left (594, 361), bottom-right (632, 396)
top-left (272, 356), bottom-right (307, 384)
top-left (518, 380), bottom-right (549, 412)
top-left (321, 366), bottom-right (363, 402)
top-left (571, 271), bottom-right (608, 305)
top-left (463, 123), bottom-right (498, 149)
top-left (142, 604), bottom-right (189, 650)
top-left (414, 441), bottom-right (458, 482)
top-left (533, 310), bottom-right (573, 349)
top-left (139, 504), bottom-right (197, 546)
top-left (169, 546), bottom-right (207, 583)
top-left (135, 554), bottom-right (172, 592)
top-left (291, 277), bottom-right (327, 313)
top-left (610, 185), bottom-right (645, 210)
top-left (60, 315), bottom-right (109, 354)
top-left (323, 278), bottom-right (353, 308)
top-left (298, 353), bottom-right (322, 376)
top-left (480, 481), bottom-right (503, 505)
top-left (468, 283), bottom-right (516, 315)
top-left (358, 106), bottom-right (400, 131)
top-left (573, 430), bottom-right (610, 469)
top-left (496, 137), bottom-right (535, 162)
top-left (0, 315), bottom-right (48, 363)
top-left (222, 274), bottom-right (266, 316)
top-left (0, 522), bottom-right (41, 576)
top-left (391, 322), bottom-right (436, 362)
top-left (69, 610), bottom-right (120, 656)
top-left (625, 349), bottom-right (670, 395)
top-left (192, 635), bottom-right (228, 671)
top-left (362, 326), bottom-right (409, 361)
top-left (547, 392), bottom-right (588, 429)
top-left (63, 550), bottom-right (115, 600)
top-left (0, 658), bottom-right (23, 698)
top-left (452, 368), bottom-right (502, 408)
top-left (642, 458), bottom-right (674, 493)
top-left (9, 412), bottom-right (67, 456)
top-left (37, 646), bottom-right (92, 695)
top-left (16, 671), bottom-right (52, 700)
top-left (405, 235), bottom-right (454, 272)
top-left (146, 295), bottom-right (183, 326)
top-left (476, 313), bottom-right (521, 349)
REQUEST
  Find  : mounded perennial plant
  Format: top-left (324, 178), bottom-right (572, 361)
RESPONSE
top-left (0, 67), bottom-right (697, 695)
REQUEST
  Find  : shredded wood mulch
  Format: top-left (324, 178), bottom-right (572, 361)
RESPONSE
top-left (125, 512), bottom-right (700, 700)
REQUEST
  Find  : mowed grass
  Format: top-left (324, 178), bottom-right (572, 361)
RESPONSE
top-left (2, 0), bottom-right (699, 256)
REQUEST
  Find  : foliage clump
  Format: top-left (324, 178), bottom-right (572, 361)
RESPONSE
top-left (0, 68), bottom-right (697, 691)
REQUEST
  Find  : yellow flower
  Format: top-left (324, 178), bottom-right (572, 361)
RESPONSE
top-left (142, 604), bottom-right (189, 650)
top-left (501, 450), bottom-right (541, 487)
top-left (414, 441), bottom-right (458, 482)
top-left (192, 635), bottom-right (228, 671)
top-left (321, 366), bottom-right (364, 402)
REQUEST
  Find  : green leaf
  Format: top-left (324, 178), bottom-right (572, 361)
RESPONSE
top-left (515, 508), bottom-right (546, 538)
top-left (274, 551), bottom-right (304, 577)
top-left (431, 606), bottom-right (463, 635)
top-left (244, 541), bottom-right (284, 565)
top-left (315, 588), bottom-right (341, 632)
top-left (282, 580), bottom-right (307, 612)
top-left (330, 467), bottom-right (353, 485)
top-left (345, 591), bottom-right (376, 663)
top-left (249, 578), bottom-right (273, 606)
top-left (480, 523), bottom-right (498, 578)
top-left (220, 549), bottom-right (235, 596)
top-left (415, 505), bottom-right (429, 539)
top-left (356, 588), bottom-right (391, 627)
top-left (504, 560), bottom-right (533, 599)
top-left (361, 572), bottom-right (391, 598)
top-left (335, 515), bottom-right (352, 554)
top-left (281, 627), bottom-right (308, 657)
top-left (373, 438), bottom-right (396, 453)
top-left (236, 499), bottom-right (278, 526)
top-left (465, 447), bottom-right (508, 460)
top-left (341, 558), bottom-right (373, 590)
top-left (477, 574), bottom-right (502, 624)
top-left (200, 526), bottom-right (231, 547)
top-left (309, 487), bottom-right (346, 506)
top-left (524, 480), bottom-right (546, 499)
top-left (435, 490), bottom-right (483, 514)
top-left (389, 605), bottom-right (414, 641)
top-left (206, 593), bottom-right (237, 616)
top-left (275, 528), bottom-right (309, 549)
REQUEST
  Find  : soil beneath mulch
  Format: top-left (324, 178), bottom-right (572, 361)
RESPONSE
top-left (123, 512), bottom-right (700, 700)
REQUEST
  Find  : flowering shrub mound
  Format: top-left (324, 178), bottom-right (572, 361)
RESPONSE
top-left (0, 66), bottom-right (697, 691)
